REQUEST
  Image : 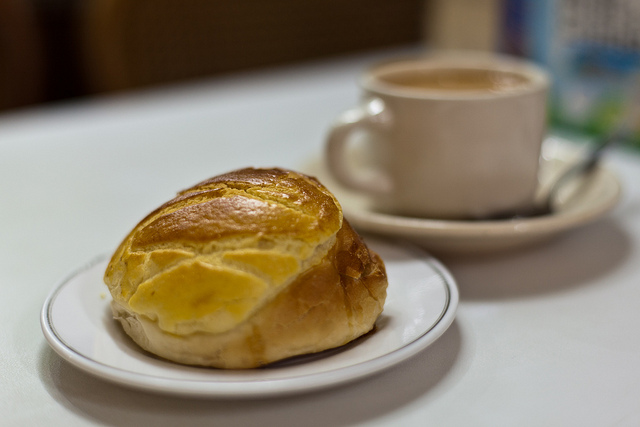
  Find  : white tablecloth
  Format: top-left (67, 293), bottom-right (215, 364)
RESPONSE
top-left (2, 48), bottom-right (640, 426)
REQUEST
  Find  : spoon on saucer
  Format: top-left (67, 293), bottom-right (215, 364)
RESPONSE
top-left (521, 130), bottom-right (619, 218)
top-left (493, 82), bottom-right (639, 220)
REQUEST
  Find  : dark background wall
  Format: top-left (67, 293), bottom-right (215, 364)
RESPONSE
top-left (0, 0), bottom-right (425, 111)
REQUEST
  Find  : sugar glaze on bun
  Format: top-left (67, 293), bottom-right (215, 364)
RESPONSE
top-left (104, 168), bottom-right (388, 369)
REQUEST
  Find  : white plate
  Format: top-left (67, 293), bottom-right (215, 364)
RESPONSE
top-left (41, 238), bottom-right (458, 398)
top-left (303, 137), bottom-right (622, 255)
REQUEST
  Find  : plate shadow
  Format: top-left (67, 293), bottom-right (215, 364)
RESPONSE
top-left (439, 218), bottom-right (631, 300)
top-left (38, 320), bottom-right (462, 427)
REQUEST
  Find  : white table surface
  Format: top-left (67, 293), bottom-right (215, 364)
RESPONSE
top-left (2, 48), bottom-right (640, 426)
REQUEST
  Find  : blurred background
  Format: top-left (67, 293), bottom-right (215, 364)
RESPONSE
top-left (1, 0), bottom-right (640, 147)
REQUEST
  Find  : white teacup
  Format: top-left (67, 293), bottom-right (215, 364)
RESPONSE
top-left (325, 53), bottom-right (550, 220)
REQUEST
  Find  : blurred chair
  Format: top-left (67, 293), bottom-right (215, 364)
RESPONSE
top-left (80, 0), bottom-right (424, 93)
top-left (0, 0), bottom-right (44, 110)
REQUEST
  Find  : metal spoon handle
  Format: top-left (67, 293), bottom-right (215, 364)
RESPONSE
top-left (544, 74), bottom-right (640, 212)
top-left (543, 134), bottom-right (615, 212)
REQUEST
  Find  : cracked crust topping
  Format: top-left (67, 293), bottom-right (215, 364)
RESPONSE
top-left (104, 168), bottom-right (345, 335)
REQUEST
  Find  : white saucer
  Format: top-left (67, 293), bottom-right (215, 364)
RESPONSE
top-left (303, 137), bottom-right (622, 255)
top-left (40, 238), bottom-right (458, 398)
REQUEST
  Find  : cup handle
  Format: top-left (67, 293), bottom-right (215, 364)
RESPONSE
top-left (325, 97), bottom-right (393, 195)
